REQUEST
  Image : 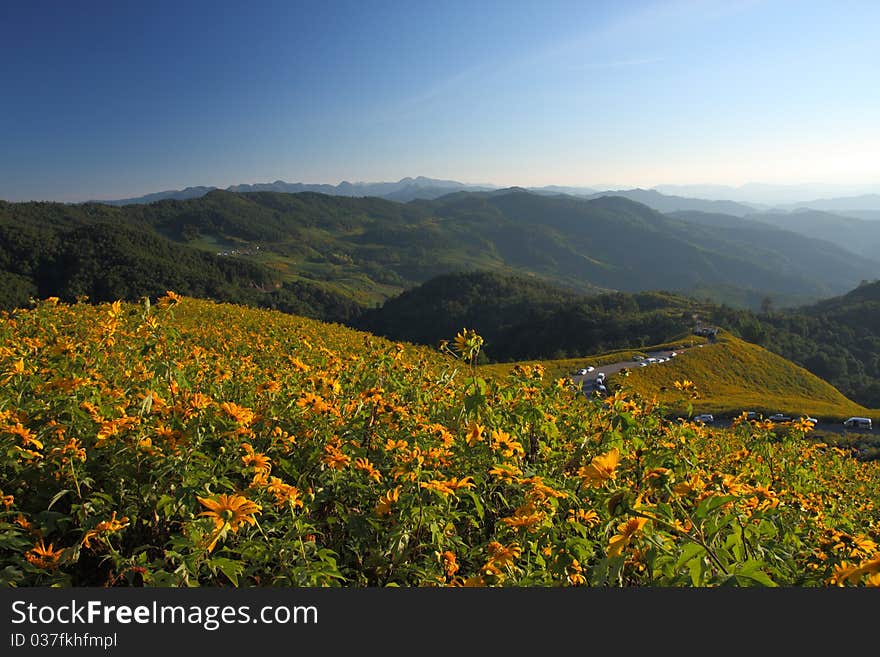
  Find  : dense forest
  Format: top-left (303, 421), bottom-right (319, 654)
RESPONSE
top-left (0, 202), bottom-right (361, 322)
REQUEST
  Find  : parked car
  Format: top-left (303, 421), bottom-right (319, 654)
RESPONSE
top-left (585, 366), bottom-right (595, 373)
top-left (577, 368), bottom-right (588, 375)
top-left (743, 411), bottom-right (760, 420)
top-left (633, 355), bottom-right (645, 361)
top-left (693, 414), bottom-right (714, 424)
top-left (843, 417), bottom-right (872, 430)
top-left (669, 351), bottom-right (677, 357)
top-left (596, 372), bottom-right (605, 381)
top-left (596, 384), bottom-right (607, 394)
top-left (800, 416), bottom-right (818, 425)
top-left (768, 413), bottom-right (792, 422)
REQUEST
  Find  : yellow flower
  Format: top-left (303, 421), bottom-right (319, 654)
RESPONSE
top-left (501, 502), bottom-right (546, 531)
top-left (567, 509), bottom-right (599, 526)
top-left (321, 443), bottom-right (351, 470)
top-left (578, 448), bottom-right (620, 488)
top-left (420, 476), bottom-right (474, 498)
top-left (25, 540), bottom-right (64, 570)
top-left (453, 328), bottom-right (483, 360)
top-left (465, 422), bottom-right (485, 446)
top-left (487, 541), bottom-right (522, 567)
top-left (265, 477), bottom-right (304, 509)
top-left (490, 430), bottom-right (524, 458)
top-left (241, 443), bottom-right (272, 474)
top-left (197, 494), bottom-right (261, 533)
top-left (375, 486), bottom-right (401, 516)
top-left (81, 511), bottom-right (130, 548)
top-left (157, 290), bottom-right (182, 308)
top-left (607, 517), bottom-right (648, 557)
top-left (441, 551), bottom-right (459, 578)
top-left (354, 457), bottom-right (382, 482)
top-left (221, 402), bottom-right (255, 427)
top-left (488, 463), bottom-right (522, 482)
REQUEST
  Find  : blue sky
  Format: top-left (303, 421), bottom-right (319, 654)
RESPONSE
top-left (2, 0), bottom-right (878, 201)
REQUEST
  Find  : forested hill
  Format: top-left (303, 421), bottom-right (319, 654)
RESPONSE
top-left (3, 188), bottom-right (878, 314)
top-left (357, 271), bottom-right (880, 408)
top-left (0, 200), bottom-right (362, 322)
top-left (355, 271), bottom-right (706, 361)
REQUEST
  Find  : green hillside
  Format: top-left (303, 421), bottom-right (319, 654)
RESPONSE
top-left (3, 188), bottom-right (877, 313)
top-left (3, 295), bottom-right (880, 588)
top-left (613, 332), bottom-right (870, 419)
top-left (357, 270), bottom-right (708, 361)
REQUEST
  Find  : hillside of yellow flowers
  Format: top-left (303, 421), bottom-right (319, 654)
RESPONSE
top-left (2, 294), bottom-right (879, 587)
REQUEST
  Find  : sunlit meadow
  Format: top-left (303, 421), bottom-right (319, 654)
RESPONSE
top-left (1, 295), bottom-right (878, 586)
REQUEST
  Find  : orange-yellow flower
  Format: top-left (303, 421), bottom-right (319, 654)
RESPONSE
top-left (567, 509), bottom-right (600, 526)
top-left (441, 550), bottom-right (460, 578)
top-left (420, 476), bottom-right (474, 498)
top-left (221, 402), bottom-right (255, 427)
top-left (354, 457), bottom-right (383, 482)
top-left (25, 539), bottom-right (64, 570)
top-left (241, 443), bottom-right (272, 474)
top-left (321, 444), bottom-right (351, 470)
top-left (375, 486), bottom-right (401, 516)
top-left (578, 448), bottom-right (620, 487)
top-left (490, 430), bottom-right (524, 458)
top-left (501, 502), bottom-right (546, 531)
top-left (487, 541), bottom-right (522, 567)
top-left (607, 517), bottom-right (648, 557)
top-left (197, 494), bottom-right (261, 533)
top-left (81, 511), bottom-right (130, 549)
top-left (466, 422), bottom-right (485, 446)
top-left (265, 477), bottom-right (304, 509)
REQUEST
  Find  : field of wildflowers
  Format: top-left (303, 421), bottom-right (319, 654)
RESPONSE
top-left (1, 295), bottom-right (878, 586)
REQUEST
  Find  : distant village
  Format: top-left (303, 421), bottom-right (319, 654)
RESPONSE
top-left (216, 245), bottom-right (260, 257)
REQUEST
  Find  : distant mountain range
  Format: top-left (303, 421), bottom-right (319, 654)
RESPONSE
top-left (91, 177), bottom-right (497, 205)
top-left (89, 177), bottom-right (880, 218)
top-left (655, 183), bottom-right (880, 206)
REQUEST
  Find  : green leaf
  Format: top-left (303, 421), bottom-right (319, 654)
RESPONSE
top-left (47, 489), bottom-right (72, 511)
top-left (736, 560), bottom-right (777, 587)
top-left (675, 542), bottom-right (706, 570)
top-left (687, 555), bottom-right (704, 586)
top-left (465, 490), bottom-right (485, 521)
top-left (210, 557), bottom-right (244, 586)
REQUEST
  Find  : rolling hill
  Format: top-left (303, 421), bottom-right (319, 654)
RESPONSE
top-left (612, 331), bottom-right (870, 419)
top-left (673, 208), bottom-right (880, 261)
top-left (5, 189), bottom-right (877, 312)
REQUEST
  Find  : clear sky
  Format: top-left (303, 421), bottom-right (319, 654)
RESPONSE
top-left (2, 0), bottom-right (879, 201)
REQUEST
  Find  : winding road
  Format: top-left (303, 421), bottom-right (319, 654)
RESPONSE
top-left (570, 346), bottom-right (874, 436)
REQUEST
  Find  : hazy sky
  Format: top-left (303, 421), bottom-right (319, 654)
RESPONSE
top-left (2, 0), bottom-right (879, 201)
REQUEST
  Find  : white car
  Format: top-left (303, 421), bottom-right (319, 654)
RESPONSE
top-left (693, 414), bottom-right (714, 424)
top-left (669, 352), bottom-right (677, 357)
top-left (585, 366), bottom-right (595, 373)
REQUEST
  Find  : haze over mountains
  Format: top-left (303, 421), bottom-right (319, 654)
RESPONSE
top-left (86, 176), bottom-right (880, 216)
